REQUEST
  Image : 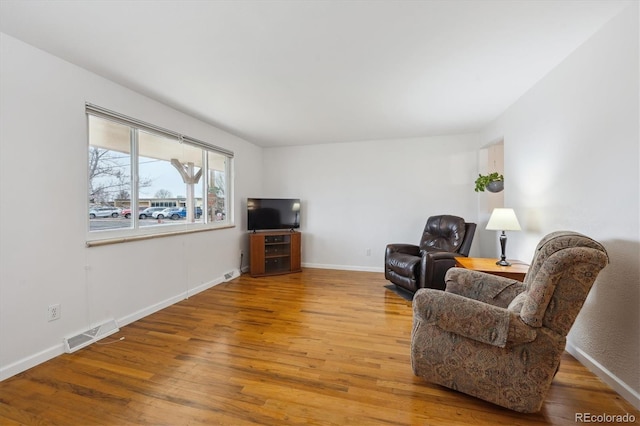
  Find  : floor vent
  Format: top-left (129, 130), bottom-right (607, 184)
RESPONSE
top-left (224, 270), bottom-right (239, 282)
top-left (64, 319), bottom-right (119, 353)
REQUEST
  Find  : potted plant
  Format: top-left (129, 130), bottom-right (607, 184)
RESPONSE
top-left (474, 172), bottom-right (504, 193)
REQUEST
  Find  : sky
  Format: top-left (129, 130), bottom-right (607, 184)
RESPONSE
top-left (138, 158), bottom-right (197, 199)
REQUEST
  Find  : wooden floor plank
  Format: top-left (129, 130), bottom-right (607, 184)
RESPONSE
top-left (0, 268), bottom-right (637, 425)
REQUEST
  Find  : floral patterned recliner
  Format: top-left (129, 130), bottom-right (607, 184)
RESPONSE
top-left (411, 231), bottom-right (609, 413)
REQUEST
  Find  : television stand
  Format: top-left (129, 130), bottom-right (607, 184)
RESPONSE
top-left (249, 231), bottom-right (301, 277)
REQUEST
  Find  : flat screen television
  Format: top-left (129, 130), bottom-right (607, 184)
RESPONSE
top-left (247, 198), bottom-right (301, 231)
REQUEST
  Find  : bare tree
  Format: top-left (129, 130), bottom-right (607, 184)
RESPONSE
top-left (88, 147), bottom-right (152, 204)
top-left (212, 171), bottom-right (226, 214)
top-left (155, 189), bottom-right (173, 198)
top-left (214, 171), bottom-right (226, 197)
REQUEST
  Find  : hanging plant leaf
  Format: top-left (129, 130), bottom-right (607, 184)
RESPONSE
top-left (474, 172), bottom-right (504, 192)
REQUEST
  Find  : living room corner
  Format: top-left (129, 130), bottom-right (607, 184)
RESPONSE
top-left (0, 0), bottom-right (638, 421)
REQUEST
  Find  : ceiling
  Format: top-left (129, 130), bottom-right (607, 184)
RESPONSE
top-left (0, 0), bottom-right (631, 147)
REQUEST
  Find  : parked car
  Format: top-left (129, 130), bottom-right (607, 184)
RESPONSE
top-left (180, 207), bottom-right (202, 219)
top-left (152, 207), bottom-right (180, 220)
top-left (138, 207), bottom-right (166, 219)
top-left (120, 207), bottom-right (147, 219)
top-left (152, 207), bottom-right (203, 220)
top-left (178, 207), bottom-right (202, 219)
top-left (169, 207), bottom-right (202, 220)
top-left (89, 207), bottom-right (121, 219)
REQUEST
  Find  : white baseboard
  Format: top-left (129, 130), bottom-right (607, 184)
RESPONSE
top-left (0, 270), bottom-right (236, 382)
top-left (0, 343), bottom-right (65, 382)
top-left (565, 342), bottom-right (640, 410)
top-left (302, 262), bottom-right (384, 273)
top-left (118, 273), bottom-right (229, 327)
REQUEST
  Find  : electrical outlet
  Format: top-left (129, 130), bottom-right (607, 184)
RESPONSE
top-left (366, 248), bottom-right (372, 256)
top-left (48, 304), bottom-right (61, 322)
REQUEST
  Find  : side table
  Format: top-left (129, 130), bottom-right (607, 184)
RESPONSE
top-left (454, 257), bottom-right (529, 281)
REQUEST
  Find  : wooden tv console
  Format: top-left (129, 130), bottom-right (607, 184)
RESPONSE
top-left (249, 231), bottom-right (302, 277)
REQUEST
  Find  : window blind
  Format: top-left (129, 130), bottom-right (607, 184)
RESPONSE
top-left (85, 103), bottom-right (234, 158)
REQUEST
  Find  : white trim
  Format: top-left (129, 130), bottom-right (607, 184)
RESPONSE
top-left (86, 224), bottom-right (235, 247)
top-left (119, 275), bottom-right (227, 326)
top-left (566, 342), bottom-right (640, 410)
top-left (0, 271), bottom-right (236, 382)
top-left (302, 262), bottom-right (384, 273)
top-left (0, 343), bottom-right (65, 382)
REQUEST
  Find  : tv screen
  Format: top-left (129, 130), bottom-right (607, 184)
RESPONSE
top-left (247, 198), bottom-right (301, 231)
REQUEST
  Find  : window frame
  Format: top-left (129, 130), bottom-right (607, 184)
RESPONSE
top-left (86, 103), bottom-right (234, 246)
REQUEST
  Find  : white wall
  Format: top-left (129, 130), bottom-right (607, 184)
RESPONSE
top-left (0, 33), bottom-right (263, 379)
top-left (262, 134), bottom-right (480, 271)
top-left (476, 141), bottom-right (505, 256)
top-left (480, 3), bottom-right (639, 407)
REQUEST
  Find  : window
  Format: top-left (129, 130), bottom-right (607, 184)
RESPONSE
top-left (87, 104), bottom-right (233, 243)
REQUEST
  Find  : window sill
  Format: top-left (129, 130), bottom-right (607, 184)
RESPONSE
top-left (86, 224), bottom-right (235, 247)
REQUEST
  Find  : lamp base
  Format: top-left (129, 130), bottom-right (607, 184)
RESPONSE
top-left (496, 231), bottom-right (511, 266)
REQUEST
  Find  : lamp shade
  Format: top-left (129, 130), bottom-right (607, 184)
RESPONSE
top-left (486, 208), bottom-right (521, 231)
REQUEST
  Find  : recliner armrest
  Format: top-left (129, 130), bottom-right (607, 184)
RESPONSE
top-left (413, 289), bottom-right (536, 348)
top-left (445, 268), bottom-right (526, 308)
top-left (385, 243), bottom-right (420, 257)
top-left (423, 250), bottom-right (459, 261)
top-left (419, 249), bottom-right (459, 290)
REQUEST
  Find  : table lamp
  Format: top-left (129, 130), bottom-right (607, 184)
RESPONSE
top-left (486, 208), bottom-right (521, 266)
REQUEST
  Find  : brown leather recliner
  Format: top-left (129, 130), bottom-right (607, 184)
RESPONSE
top-left (385, 215), bottom-right (476, 293)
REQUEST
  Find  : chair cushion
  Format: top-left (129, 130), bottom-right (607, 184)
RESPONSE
top-left (523, 231), bottom-right (607, 288)
top-left (518, 232), bottom-right (609, 329)
top-left (387, 253), bottom-right (421, 278)
top-left (507, 291), bottom-right (527, 313)
top-left (420, 215), bottom-right (466, 252)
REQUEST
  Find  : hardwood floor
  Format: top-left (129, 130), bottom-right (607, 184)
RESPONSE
top-left (0, 269), bottom-right (637, 425)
